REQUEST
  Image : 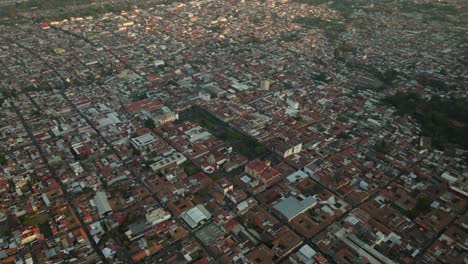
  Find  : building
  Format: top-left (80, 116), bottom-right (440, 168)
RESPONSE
top-left (153, 110), bottom-right (179, 125)
top-left (199, 90), bottom-right (211, 101)
top-left (131, 133), bottom-right (157, 151)
top-left (216, 178), bottom-right (234, 195)
top-left (125, 98), bottom-right (162, 115)
top-left (140, 107), bottom-right (179, 126)
top-left (236, 198), bottom-right (257, 215)
top-left (246, 244), bottom-right (275, 264)
top-left (245, 159), bottom-right (281, 186)
top-left (271, 139), bottom-right (303, 158)
top-left (145, 208), bottom-right (171, 225)
top-left (39, 22), bottom-right (50, 29)
top-left (97, 112), bottom-right (121, 128)
top-left (180, 204), bottom-right (212, 229)
top-left (286, 170), bottom-right (309, 183)
top-left (303, 159), bottom-right (326, 180)
top-left (286, 98), bottom-right (299, 110)
top-left (273, 196), bottom-right (317, 222)
top-left (335, 228), bottom-right (397, 264)
top-left (149, 151), bottom-right (187, 171)
top-left (94, 192), bottom-right (113, 218)
top-left (41, 193), bottom-right (51, 207)
top-left (260, 79), bottom-right (270, 91)
top-left (71, 142), bottom-right (92, 157)
top-left (201, 83), bottom-right (227, 98)
top-left (297, 244), bottom-right (317, 263)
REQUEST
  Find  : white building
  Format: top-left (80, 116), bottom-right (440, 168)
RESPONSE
top-left (180, 204), bottom-right (211, 229)
top-left (286, 170), bottom-right (309, 183)
top-left (297, 244), bottom-right (317, 263)
top-left (199, 90), bottom-right (211, 101)
top-left (131, 133), bottom-right (157, 150)
top-left (260, 79), bottom-right (270, 90)
top-left (145, 208), bottom-right (171, 225)
top-left (149, 151), bottom-right (187, 171)
top-left (287, 98), bottom-right (299, 110)
top-left (272, 141), bottom-right (302, 158)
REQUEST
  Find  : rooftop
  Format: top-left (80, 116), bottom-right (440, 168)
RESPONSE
top-left (273, 196), bottom-right (317, 221)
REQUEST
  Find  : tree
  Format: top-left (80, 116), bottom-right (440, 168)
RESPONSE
top-left (197, 187), bottom-right (209, 197)
top-left (337, 132), bottom-right (351, 140)
top-left (373, 141), bottom-right (388, 153)
top-left (337, 42), bottom-right (355, 53)
top-left (0, 154), bottom-right (6, 165)
top-left (308, 209), bottom-right (317, 218)
top-left (132, 148), bottom-right (141, 156)
top-left (144, 119), bottom-right (155, 129)
top-left (254, 145), bottom-right (267, 156)
top-left (6, 6), bottom-right (17, 18)
top-left (414, 197), bottom-right (432, 214)
top-left (382, 69), bottom-right (399, 84)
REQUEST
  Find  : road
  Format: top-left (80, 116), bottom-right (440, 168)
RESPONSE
top-left (17, 21), bottom-right (222, 261)
top-left (9, 101), bottom-right (108, 264)
top-left (4, 11), bottom-right (463, 264)
top-left (415, 205), bottom-right (467, 260)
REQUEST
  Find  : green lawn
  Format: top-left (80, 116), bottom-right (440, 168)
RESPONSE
top-left (21, 212), bottom-right (53, 238)
top-left (22, 212), bottom-right (50, 226)
top-left (180, 160), bottom-right (201, 176)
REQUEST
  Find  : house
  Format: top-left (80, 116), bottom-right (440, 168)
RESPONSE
top-left (245, 159), bottom-right (281, 186)
top-left (236, 198), bottom-right (257, 215)
top-left (215, 178), bottom-right (234, 195)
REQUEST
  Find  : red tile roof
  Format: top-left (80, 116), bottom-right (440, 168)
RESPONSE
top-left (246, 159), bottom-right (268, 174)
top-left (259, 168), bottom-right (280, 181)
top-left (194, 257), bottom-right (210, 264)
top-left (125, 98), bottom-right (162, 114)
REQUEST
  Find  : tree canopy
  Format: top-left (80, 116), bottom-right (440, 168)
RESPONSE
top-left (384, 92), bottom-right (468, 149)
